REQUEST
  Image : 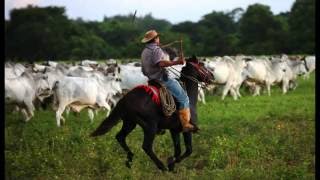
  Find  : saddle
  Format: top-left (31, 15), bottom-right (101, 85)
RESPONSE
top-left (148, 79), bottom-right (176, 117)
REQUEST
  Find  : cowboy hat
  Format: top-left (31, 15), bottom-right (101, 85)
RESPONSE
top-left (141, 30), bottom-right (159, 43)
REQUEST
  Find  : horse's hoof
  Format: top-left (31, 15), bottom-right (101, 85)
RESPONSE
top-left (158, 164), bottom-right (168, 171)
top-left (175, 157), bottom-right (181, 163)
top-left (160, 167), bottom-right (167, 172)
top-left (168, 163), bottom-right (175, 171)
top-left (167, 157), bottom-right (175, 171)
top-left (167, 157), bottom-right (175, 164)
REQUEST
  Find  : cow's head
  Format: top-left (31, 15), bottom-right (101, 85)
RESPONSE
top-left (296, 61), bottom-right (308, 76)
top-left (33, 73), bottom-right (52, 101)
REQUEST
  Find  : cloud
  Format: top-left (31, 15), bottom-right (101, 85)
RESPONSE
top-left (5, 0), bottom-right (295, 23)
top-left (5, 0), bottom-right (41, 19)
top-left (9, 0), bottom-right (40, 8)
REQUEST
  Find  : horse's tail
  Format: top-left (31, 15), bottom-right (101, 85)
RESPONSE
top-left (90, 98), bottom-right (123, 137)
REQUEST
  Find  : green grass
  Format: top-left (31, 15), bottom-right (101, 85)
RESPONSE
top-left (5, 73), bottom-right (315, 179)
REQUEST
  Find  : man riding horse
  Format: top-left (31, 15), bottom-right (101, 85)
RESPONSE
top-left (90, 30), bottom-right (213, 171)
top-left (141, 30), bottom-right (198, 133)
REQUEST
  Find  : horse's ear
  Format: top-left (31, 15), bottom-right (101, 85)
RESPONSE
top-left (191, 55), bottom-right (199, 63)
top-left (163, 47), bottom-right (178, 61)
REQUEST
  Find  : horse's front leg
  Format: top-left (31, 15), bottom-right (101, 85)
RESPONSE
top-left (167, 130), bottom-right (181, 171)
top-left (180, 132), bottom-right (193, 160)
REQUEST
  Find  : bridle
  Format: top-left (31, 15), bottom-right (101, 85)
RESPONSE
top-left (161, 38), bottom-right (213, 87)
top-left (188, 62), bottom-right (213, 84)
top-left (167, 61), bottom-right (213, 88)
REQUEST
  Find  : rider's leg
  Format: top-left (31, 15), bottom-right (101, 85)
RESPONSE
top-left (161, 78), bottom-right (197, 132)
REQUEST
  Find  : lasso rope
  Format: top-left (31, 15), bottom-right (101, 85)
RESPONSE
top-left (152, 80), bottom-right (176, 117)
top-left (167, 66), bottom-right (207, 88)
top-left (159, 84), bottom-right (176, 117)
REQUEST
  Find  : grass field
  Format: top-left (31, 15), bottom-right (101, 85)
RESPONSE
top-left (5, 73), bottom-right (315, 179)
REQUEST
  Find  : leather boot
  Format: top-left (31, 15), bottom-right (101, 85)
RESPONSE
top-left (178, 108), bottom-right (197, 132)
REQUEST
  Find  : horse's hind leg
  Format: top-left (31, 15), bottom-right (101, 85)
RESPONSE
top-left (167, 130), bottom-right (181, 171)
top-left (115, 120), bottom-right (136, 168)
top-left (142, 127), bottom-right (167, 171)
top-left (167, 132), bottom-right (192, 170)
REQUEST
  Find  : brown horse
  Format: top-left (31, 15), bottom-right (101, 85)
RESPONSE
top-left (90, 55), bottom-right (213, 171)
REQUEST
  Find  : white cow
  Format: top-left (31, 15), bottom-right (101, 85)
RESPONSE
top-left (245, 57), bottom-right (288, 96)
top-left (44, 66), bottom-right (67, 90)
top-left (53, 76), bottom-right (122, 126)
top-left (119, 64), bottom-right (148, 90)
top-left (230, 56), bottom-right (249, 99)
top-left (5, 71), bottom-right (50, 121)
top-left (283, 58), bottom-right (308, 90)
top-left (205, 56), bottom-right (247, 100)
top-left (47, 61), bottom-right (58, 68)
top-left (67, 65), bottom-right (119, 80)
top-left (67, 66), bottom-right (93, 77)
top-left (32, 63), bottom-right (47, 73)
top-left (50, 65), bottom-right (121, 121)
top-left (198, 86), bottom-right (206, 104)
top-left (303, 56), bottom-right (316, 79)
top-left (5, 67), bottom-right (18, 79)
top-left (5, 63), bottom-right (26, 79)
top-left (81, 59), bottom-right (98, 68)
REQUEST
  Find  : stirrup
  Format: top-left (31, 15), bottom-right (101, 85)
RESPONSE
top-left (183, 125), bottom-right (200, 133)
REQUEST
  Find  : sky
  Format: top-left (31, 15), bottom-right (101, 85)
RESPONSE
top-left (5, 0), bottom-right (296, 24)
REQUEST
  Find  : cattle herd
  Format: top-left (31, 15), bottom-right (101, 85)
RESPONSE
top-left (5, 54), bottom-right (315, 126)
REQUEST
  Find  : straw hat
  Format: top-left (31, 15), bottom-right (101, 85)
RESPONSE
top-left (141, 30), bottom-right (159, 43)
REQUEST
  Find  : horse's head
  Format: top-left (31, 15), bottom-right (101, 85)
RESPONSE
top-left (181, 55), bottom-right (214, 84)
top-left (162, 47), bottom-right (178, 61)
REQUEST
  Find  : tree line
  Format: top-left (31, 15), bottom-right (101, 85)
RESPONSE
top-left (5, 0), bottom-right (315, 62)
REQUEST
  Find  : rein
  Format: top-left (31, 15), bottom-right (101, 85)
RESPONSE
top-left (167, 65), bottom-right (207, 89)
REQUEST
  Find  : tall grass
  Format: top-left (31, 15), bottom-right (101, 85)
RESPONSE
top-left (5, 73), bottom-right (315, 179)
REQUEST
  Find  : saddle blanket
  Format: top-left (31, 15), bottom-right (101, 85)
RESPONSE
top-left (134, 85), bottom-right (161, 106)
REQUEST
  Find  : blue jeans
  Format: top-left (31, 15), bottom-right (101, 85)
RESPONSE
top-left (160, 77), bottom-right (190, 109)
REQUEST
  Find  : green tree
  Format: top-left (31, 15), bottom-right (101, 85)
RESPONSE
top-left (274, 12), bottom-right (291, 53)
top-left (135, 13), bottom-right (172, 32)
top-left (288, 0), bottom-right (315, 53)
top-left (238, 4), bottom-right (287, 54)
top-left (5, 20), bottom-right (10, 61)
top-left (6, 5), bottom-right (71, 61)
top-left (68, 20), bottom-right (113, 60)
top-left (6, 2), bottom-right (313, 60)
top-left (197, 11), bottom-right (238, 55)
